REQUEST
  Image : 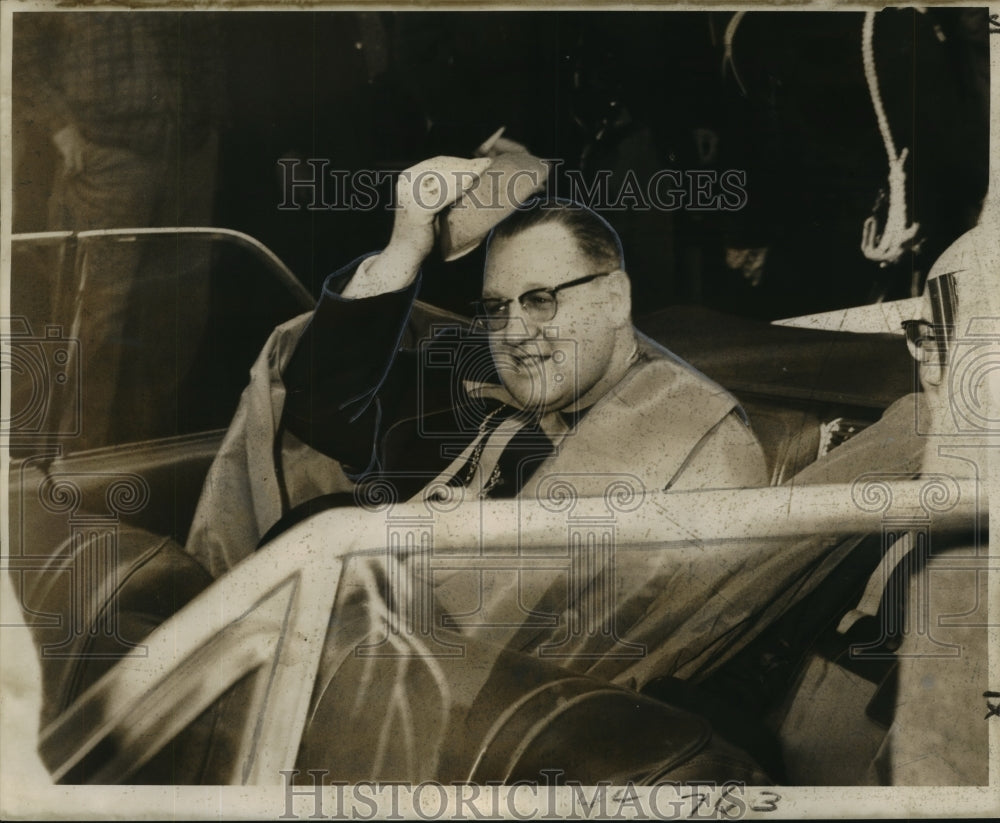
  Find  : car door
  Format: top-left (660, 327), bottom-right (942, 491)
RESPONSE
top-left (6, 229), bottom-right (314, 709)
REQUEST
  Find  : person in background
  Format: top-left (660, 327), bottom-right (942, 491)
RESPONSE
top-left (15, 12), bottom-right (224, 447)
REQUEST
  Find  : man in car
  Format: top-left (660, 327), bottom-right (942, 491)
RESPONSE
top-left (713, 216), bottom-right (997, 785)
top-left (872, 219), bottom-right (996, 786)
top-left (186, 155), bottom-right (767, 577)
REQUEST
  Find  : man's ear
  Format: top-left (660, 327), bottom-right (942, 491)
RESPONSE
top-left (607, 269), bottom-right (632, 325)
top-left (918, 349), bottom-right (946, 388)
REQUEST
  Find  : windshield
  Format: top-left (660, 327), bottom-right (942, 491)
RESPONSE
top-left (8, 230), bottom-right (312, 454)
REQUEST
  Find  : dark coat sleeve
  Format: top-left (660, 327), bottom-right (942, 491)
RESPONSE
top-left (281, 254), bottom-right (421, 474)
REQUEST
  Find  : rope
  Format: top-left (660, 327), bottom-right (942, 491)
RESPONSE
top-left (721, 12), bottom-right (747, 97)
top-left (860, 11), bottom-right (920, 266)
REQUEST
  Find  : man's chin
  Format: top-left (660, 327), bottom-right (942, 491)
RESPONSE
top-left (497, 373), bottom-right (570, 415)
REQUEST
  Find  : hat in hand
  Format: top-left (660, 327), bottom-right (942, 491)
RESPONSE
top-left (438, 150), bottom-right (549, 262)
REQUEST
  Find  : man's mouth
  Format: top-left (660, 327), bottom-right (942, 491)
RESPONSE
top-left (507, 351), bottom-right (552, 368)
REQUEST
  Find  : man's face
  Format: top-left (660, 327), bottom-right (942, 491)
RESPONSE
top-left (482, 222), bottom-right (626, 413)
top-left (907, 289), bottom-right (947, 389)
top-left (908, 223), bottom-right (999, 473)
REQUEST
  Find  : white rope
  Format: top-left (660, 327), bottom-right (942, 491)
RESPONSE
top-left (721, 11), bottom-right (747, 97)
top-left (860, 10), bottom-right (920, 265)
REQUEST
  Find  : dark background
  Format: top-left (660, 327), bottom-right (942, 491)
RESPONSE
top-left (12, 9), bottom-right (991, 320)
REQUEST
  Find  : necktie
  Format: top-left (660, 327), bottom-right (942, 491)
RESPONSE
top-left (413, 382), bottom-right (571, 503)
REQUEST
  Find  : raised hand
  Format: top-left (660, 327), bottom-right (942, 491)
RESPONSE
top-left (345, 156), bottom-right (492, 298)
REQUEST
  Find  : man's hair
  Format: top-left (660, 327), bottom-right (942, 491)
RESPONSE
top-left (485, 197), bottom-right (625, 271)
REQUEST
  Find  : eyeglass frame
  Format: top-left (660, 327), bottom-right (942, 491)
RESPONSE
top-left (900, 318), bottom-right (951, 363)
top-left (471, 270), bottom-right (617, 331)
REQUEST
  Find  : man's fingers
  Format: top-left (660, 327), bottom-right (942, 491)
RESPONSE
top-left (53, 125), bottom-right (86, 175)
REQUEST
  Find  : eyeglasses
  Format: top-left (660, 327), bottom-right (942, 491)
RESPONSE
top-left (901, 319), bottom-right (935, 346)
top-left (901, 319), bottom-right (949, 362)
top-left (472, 271), bottom-right (615, 332)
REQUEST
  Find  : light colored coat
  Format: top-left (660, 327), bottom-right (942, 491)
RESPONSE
top-left (186, 314), bottom-right (767, 579)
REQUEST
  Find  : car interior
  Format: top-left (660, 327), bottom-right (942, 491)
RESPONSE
top-left (7, 229), bottom-right (969, 787)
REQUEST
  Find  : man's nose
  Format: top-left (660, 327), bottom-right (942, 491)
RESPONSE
top-left (499, 306), bottom-right (541, 343)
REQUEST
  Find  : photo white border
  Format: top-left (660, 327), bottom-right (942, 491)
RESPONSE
top-left (1, 0), bottom-right (997, 818)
